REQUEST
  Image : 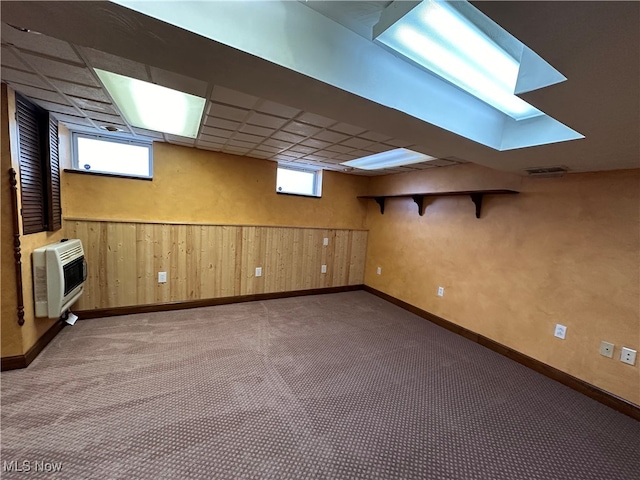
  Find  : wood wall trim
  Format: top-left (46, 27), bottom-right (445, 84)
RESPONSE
top-left (363, 285), bottom-right (640, 422)
top-left (1, 320), bottom-right (65, 371)
top-left (75, 285), bottom-right (364, 319)
top-left (8, 168), bottom-right (24, 326)
top-left (63, 217), bottom-right (369, 231)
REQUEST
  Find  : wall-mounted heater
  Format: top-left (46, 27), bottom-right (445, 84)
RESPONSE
top-left (33, 239), bottom-right (87, 319)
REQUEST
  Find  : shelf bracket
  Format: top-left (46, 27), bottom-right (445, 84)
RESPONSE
top-left (470, 193), bottom-right (484, 219)
top-left (374, 196), bottom-right (386, 214)
top-left (412, 195), bottom-right (426, 216)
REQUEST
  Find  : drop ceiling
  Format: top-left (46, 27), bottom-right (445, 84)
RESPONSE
top-left (1, 1), bottom-right (638, 175)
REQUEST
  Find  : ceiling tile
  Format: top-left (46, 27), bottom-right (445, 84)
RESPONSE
top-left (385, 138), bottom-right (413, 148)
top-left (340, 137), bottom-right (373, 149)
top-left (51, 113), bottom-right (94, 127)
top-left (150, 66), bottom-right (207, 97)
top-left (201, 125), bottom-right (234, 139)
top-left (364, 143), bottom-right (394, 153)
top-left (289, 144), bottom-right (317, 154)
top-left (359, 131), bottom-right (392, 142)
top-left (336, 154), bottom-right (357, 161)
top-left (247, 150), bottom-right (272, 159)
top-left (198, 143), bottom-right (223, 152)
top-left (2, 68), bottom-right (49, 89)
top-left (314, 150), bottom-right (339, 159)
top-left (281, 121), bottom-right (320, 137)
top-left (7, 84), bottom-right (65, 104)
top-left (273, 153), bottom-right (300, 162)
top-left (167, 135), bottom-right (195, 147)
top-left (412, 163), bottom-right (437, 170)
top-left (246, 112), bottom-right (287, 129)
top-left (271, 131), bottom-right (306, 144)
top-left (278, 150), bottom-right (305, 158)
top-left (70, 97), bottom-right (116, 114)
top-left (325, 144), bottom-right (355, 154)
top-left (200, 132), bottom-right (230, 144)
top-left (227, 139), bottom-right (258, 149)
top-left (297, 112), bottom-right (336, 128)
top-left (31, 100), bottom-right (79, 116)
top-left (211, 85), bottom-right (258, 109)
top-left (81, 47), bottom-right (149, 82)
top-left (232, 132), bottom-right (264, 143)
top-left (256, 100), bottom-right (300, 118)
top-left (262, 138), bottom-right (293, 150)
top-left (329, 122), bottom-right (367, 136)
top-left (313, 130), bottom-right (349, 143)
top-left (239, 124), bottom-right (275, 137)
top-left (252, 145), bottom-right (281, 154)
top-left (223, 146), bottom-right (249, 155)
top-left (208, 103), bottom-right (249, 122)
top-left (2, 26), bottom-right (82, 63)
top-left (302, 155), bottom-right (326, 162)
top-left (349, 150), bottom-right (372, 158)
top-left (301, 138), bottom-right (332, 149)
top-left (1, 46), bottom-right (26, 70)
top-left (86, 111), bottom-right (125, 124)
top-left (203, 116), bottom-right (241, 131)
top-left (132, 127), bottom-right (164, 139)
top-left (425, 159), bottom-right (457, 167)
top-left (51, 80), bottom-right (110, 102)
top-left (444, 156), bottom-right (468, 163)
top-left (21, 53), bottom-right (98, 86)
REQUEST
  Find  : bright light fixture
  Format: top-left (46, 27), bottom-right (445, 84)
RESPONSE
top-left (341, 148), bottom-right (436, 170)
top-left (373, 0), bottom-right (544, 120)
top-left (94, 69), bottom-right (206, 138)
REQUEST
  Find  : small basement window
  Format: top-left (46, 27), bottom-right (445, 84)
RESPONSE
top-left (72, 133), bottom-right (152, 179)
top-left (276, 166), bottom-right (322, 198)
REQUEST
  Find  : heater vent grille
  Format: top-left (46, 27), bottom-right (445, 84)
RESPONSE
top-left (525, 166), bottom-right (568, 177)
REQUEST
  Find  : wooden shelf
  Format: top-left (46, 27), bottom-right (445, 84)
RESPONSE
top-left (358, 190), bottom-right (519, 218)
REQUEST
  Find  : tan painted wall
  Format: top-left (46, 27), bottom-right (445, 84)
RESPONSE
top-left (67, 220), bottom-right (367, 310)
top-left (364, 163), bottom-right (640, 404)
top-left (1, 86), bottom-right (68, 356)
top-left (1, 84), bottom-right (23, 357)
top-left (63, 142), bottom-right (369, 229)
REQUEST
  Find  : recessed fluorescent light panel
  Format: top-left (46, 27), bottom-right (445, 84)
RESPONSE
top-left (373, 0), bottom-right (561, 121)
top-left (94, 69), bottom-right (206, 138)
top-left (341, 148), bottom-right (436, 170)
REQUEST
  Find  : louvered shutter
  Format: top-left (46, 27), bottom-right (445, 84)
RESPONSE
top-left (46, 114), bottom-right (61, 230)
top-left (15, 94), bottom-right (46, 234)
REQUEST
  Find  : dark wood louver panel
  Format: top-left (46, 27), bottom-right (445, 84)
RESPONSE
top-left (47, 115), bottom-right (62, 231)
top-left (15, 94), bottom-right (46, 235)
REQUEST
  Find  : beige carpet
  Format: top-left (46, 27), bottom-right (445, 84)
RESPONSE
top-left (1, 291), bottom-right (638, 479)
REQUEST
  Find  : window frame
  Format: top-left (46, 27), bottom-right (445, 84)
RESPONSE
top-left (71, 132), bottom-right (153, 180)
top-left (276, 165), bottom-right (323, 198)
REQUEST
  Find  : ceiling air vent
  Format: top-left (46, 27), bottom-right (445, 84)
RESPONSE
top-left (525, 166), bottom-right (568, 178)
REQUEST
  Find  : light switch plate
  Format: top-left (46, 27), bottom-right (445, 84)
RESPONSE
top-left (600, 341), bottom-right (614, 358)
top-left (323, 237), bottom-right (329, 246)
top-left (376, 267), bottom-right (382, 275)
top-left (321, 264), bottom-right (327, 274)
top-left (255, 267), bottom-right (262, 277)
top-left (554, 324), bottom-right (567, 339)
top-left (158, 271), bottom-right (167, 283)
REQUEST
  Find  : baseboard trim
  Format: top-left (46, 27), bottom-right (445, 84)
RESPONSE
top-left (1, 320), bottom-right (66, 371)
top-left (363, 285), bottom-right (640, 421)
top-left (75, 285), bottom-right (364, 320)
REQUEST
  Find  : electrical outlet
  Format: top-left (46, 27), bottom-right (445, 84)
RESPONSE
top-left (554, 324), bottom-right (567, 340)
top-left (376, 267), bottom-right (382, 275)
top-left (323, 237), bottom-right (329, 246)
top-left (158, 272), bottom-right (167, 283)
top-left (321, 264), bottom-right (327, 274)
top-left (600, 341), bottom-right (614, 358)
top-left (437, 286), bottom-right (444, 297)
top-left (255, 267), bottom-right (262, 277)
top-left (620, 347), bottom-right (637, 366)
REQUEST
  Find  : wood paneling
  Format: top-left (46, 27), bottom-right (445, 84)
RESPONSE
top-left (67, 220), bottom-right (368, 310)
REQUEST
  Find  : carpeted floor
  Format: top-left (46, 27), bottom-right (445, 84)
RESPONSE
top-left (1, 291), bottom-right (638, 479)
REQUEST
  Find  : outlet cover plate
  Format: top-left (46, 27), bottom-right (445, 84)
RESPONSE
top-left (620, 347), bottom-right (637, 366)
top-left (554, 324), bottom-right (567, 339)
top-left (600, 341), bottom-right (614, 358)
top-left (255, 267), bottom-right (262, 277)
top-left (376, 267), bottom-right (382, 275)
top-left (323, 237), bottom-right (329, 246)
top-left (437, 286), bottom-right (444, 297)
top-left (321, 264), bottom-right (327, 274)
top-left (158, 272), bottom-right (167, 283)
